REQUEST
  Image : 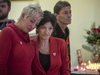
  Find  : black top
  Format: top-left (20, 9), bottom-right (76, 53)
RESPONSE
top-left (39, 51), bottom-right (50, 73)
top-left (0, 22), bottom-right (3, 27)
top-left (0, 19), bottom-right (15, 31)
top-left (52, 23), bottom-right (69, 41)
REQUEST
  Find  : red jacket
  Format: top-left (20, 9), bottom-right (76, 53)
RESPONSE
top-left (30, 36), bottom-right (71, 75)
top-left (0, 22), bottom-right (35, 75)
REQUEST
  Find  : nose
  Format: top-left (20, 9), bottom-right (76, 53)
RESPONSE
top-left (31, 24), bottom-right (36, 29)
top-left (44, 28), bottom-right (48, 33)
top-left (68, 13), bottom-right (71, 18)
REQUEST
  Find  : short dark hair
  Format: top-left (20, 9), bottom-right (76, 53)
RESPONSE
top-left (54, 1), bottom-right (71, 14)
top-left (37, 10), bottom-right (57, 28)
top-left (1, 0), bottom-right (11, 9)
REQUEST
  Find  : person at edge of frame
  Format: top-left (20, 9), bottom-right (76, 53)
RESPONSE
top-left (0, 0), bottom-right (15, 32)
top-left (0, 3), bottom-right (43, 75)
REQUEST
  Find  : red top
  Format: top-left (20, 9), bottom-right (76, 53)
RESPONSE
top-left (0, 22), bottom-right (35, 75)
top-left (30, 36), bottom-right (71, 75)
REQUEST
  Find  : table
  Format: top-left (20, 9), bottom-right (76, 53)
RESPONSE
top-left (71, 62), bottom-right (100, 75)
top-left (71, 71), bottom-right (100, 75)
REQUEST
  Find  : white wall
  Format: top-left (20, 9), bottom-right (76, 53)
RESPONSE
top-left (39, 0), bottom-right (59, 13)
top-left (68, 0), bottom-right (100, 67)
top-left (9, 0), bottom-right (100, 67)
top-left (68, 0), bottom-right (94, 67)
top-left (94, 0), bottom-right (100, 25)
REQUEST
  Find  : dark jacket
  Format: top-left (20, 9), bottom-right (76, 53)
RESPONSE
top-left (52, 23), bottom-right (69, 41)
top-left (52, 23), bottom-right (70, 59)
top-left (0, 19), bottom-right (15, 32)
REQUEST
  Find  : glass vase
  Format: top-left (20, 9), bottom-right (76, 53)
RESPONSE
top-left (92, 44), bottom-right (100, 62)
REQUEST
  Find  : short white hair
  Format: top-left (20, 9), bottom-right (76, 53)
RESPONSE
top-left (18, 4), bottom-right (43, 21)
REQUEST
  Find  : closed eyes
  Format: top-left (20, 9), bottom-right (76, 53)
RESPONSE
top-left (30, 20), bottom-right (35, 23)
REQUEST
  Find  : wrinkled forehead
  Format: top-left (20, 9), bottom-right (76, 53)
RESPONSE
top-left (61, 6), bottom-right (71, 10)
top-left (59, 6), bottom-right (71, 12)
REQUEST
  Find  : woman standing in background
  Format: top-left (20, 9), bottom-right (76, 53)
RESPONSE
top-left (0, 4), bottom-right (43, 75)
top-left (31, 10), bottom-right (70, 75)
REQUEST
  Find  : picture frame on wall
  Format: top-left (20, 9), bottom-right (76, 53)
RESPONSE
top-left (76, 49), bottom-right (83, 66)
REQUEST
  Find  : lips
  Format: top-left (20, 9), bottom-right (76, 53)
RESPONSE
top-left (28, 28), bottom-right (31, 31)
top-left (44, 34), bottom-right (49, 36)
top-left (67, 18), bottom-right (71, 20)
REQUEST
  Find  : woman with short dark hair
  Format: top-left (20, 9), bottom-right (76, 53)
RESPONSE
top-left (31, 10), bottom-right (70, 75)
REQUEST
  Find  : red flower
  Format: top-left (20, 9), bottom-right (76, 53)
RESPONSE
top-left (87, 31), bottom-right (90, 34)
top-left (97, 28), bottom-right (100, 33)
top-left (92, 28), bottom-right (97, 32)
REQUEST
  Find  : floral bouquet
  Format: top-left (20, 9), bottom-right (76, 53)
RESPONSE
top-left (84, 22), bottom-right (100, 45)
top-left (84, 22), bottom-right (100, 62)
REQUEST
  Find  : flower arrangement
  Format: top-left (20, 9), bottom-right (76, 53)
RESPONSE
top-left (84, 22), bottom-right (100, 62)
top-left (84, 22), bottom-right (100, 45)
